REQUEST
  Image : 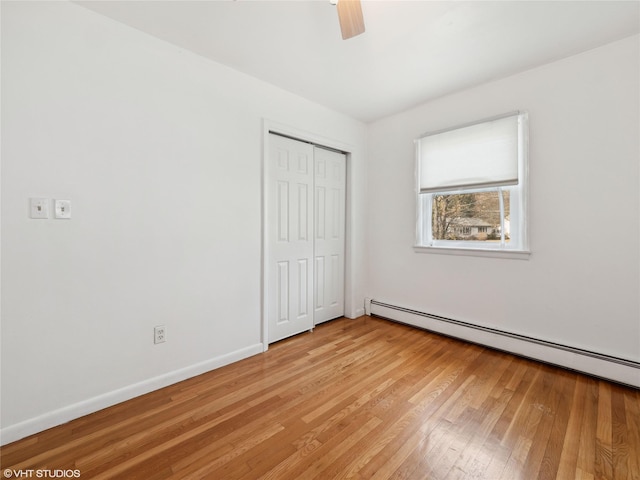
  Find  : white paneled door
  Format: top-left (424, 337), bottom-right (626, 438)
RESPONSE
top-left (267, 134), bottom-right (346, 343)
top-left (313, 147), bottom-right (346, 324)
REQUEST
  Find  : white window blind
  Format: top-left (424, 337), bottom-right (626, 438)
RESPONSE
top-left (417, 113), bottom-right (523, 194)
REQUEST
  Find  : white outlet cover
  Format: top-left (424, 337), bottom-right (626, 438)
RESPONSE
top-left (154, 325), bottom-right (166, 344)
top-left (29, 198), bottom-right (49, 219)
top-left (54, 199), bottom-right (71, 219)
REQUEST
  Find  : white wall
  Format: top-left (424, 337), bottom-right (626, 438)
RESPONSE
top-left (0, 1), bottom-right (367, 442)
top-left (365, 35), bottom-right (640, 365)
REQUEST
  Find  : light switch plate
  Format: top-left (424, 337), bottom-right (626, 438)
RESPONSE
top-left (29, 198), bottom-right (49, 219)
top-left (54, 199), bottom-right (71, 219)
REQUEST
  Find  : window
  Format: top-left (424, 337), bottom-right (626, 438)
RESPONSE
top-left (415, 112), bottom-right (529, 257)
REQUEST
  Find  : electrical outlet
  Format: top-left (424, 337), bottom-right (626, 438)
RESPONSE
top-left (154, 325), bottom-right (166, 344)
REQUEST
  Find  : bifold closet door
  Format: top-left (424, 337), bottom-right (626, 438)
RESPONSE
top-left (267, 134), bottom-right (315, 343)
top-left (267, 134), bottom-right (346, 343)
top-left (313, 147), bottom-right (346, 324)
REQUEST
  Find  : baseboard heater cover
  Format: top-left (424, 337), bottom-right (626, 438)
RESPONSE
top-left (369, 300), bottom-right (640, 388)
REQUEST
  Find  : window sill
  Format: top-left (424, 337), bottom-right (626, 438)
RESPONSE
top-left (413, 245), bottom-right (531, 260)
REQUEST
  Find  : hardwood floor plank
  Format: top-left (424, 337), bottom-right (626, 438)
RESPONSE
top-left (556, 373), bottom-right (589, 479)
top-left (174, 422), bottom-right (285, 479)
top-left (537, 371), bottom-right (577, 480)
top-left (519, 367), bottom-right (568, 479)
top-left (298, 416), bottom-right (383, 480)
top-left (622, 389), bottom-right (640, 480)
top-left (441, 378), bottom-right (516, 478)
top-left (576, 377), bottom-right (601, 479)
top-left (610, 384), bottom-right (631, 480)
top-left (595, 382), bottom-right (614, 479)
top-left (1, 316), bottom-right (638, 480)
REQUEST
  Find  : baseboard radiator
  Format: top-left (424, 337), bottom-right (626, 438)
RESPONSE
top-left (367, 299), bottom-right (640, 388)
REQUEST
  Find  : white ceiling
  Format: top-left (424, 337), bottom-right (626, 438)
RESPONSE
top-left (76, 0), bottom-right (640, 123)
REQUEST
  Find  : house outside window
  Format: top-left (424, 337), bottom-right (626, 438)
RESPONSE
top-left (415, 112), bottom-right (529, 258)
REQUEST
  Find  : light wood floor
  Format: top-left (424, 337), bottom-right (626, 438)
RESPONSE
top-left (2, 316), bottom-right (639, 479)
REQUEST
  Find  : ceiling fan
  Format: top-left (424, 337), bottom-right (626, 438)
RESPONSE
top-left (331, 0), bottom-right (365, 40)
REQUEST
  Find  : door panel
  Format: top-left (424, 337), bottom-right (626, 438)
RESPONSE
top-left (313, 147), bottom-right (346, 324)
top-left (268, 135), bottom-right (315, 342)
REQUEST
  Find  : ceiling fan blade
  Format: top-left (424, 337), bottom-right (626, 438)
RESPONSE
top-left (337, 0), bottom-right (365, 40)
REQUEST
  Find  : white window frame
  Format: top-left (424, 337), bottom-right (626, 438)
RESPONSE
top-left (415, 112), bottom-right (530, 259)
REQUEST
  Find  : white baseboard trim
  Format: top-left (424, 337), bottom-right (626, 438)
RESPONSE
top-left (0, 343), bottom-right (264, 446)
top-left (364, 297), bottom-right (372, 316)
top-left (369, 300), bottom-right (640, 388)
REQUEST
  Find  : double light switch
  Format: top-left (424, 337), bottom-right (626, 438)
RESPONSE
top-left (29, 198), bottom-right (71, 219)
